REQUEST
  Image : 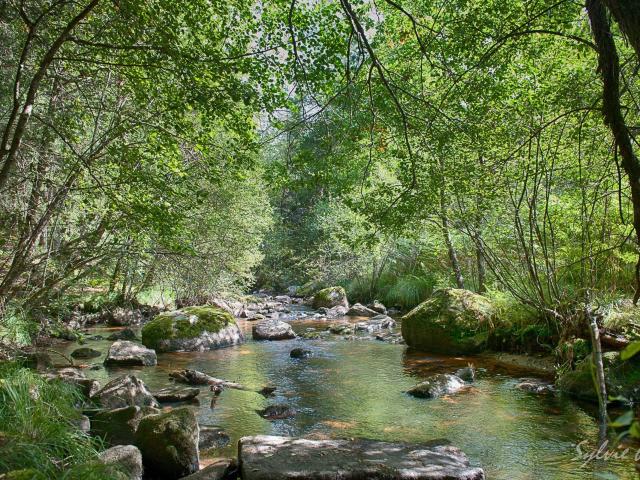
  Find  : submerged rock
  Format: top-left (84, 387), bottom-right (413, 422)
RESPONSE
top-left (329, 322), bottom-right (353, 335)
top-left (238, 435), bottom-right (485, 479)
top-left (141, 306), bottom-right (244, 353)
top-left (407, 373), bottom-right (467, 399)
top-left (258, 404), bottom-right (296, 420)
top-left (98, 445), bottom-right (143, 480)
top-left (135, 408), bottom-right (199, 479)
top-left (252, 319), bottom-right (296, 340)
top-left (92, 375), bottom-right (159, 409)
top-left (290, 347), bottom-right (312, 359)
top-left (71, 347), bottom-right (101, 359)
top-left (556, 351), bottom-right (640, 402)
top-left (401, 288), bottom-right (494, 355)
top-left (153, 387), bottom-right (200, 403)
top-left (104, 341), bottom-right (157, 367)
top-left (455, 366), bottom-right (476, 383)
top-left (346, 303), bottom-right (378, 317)
top-left (311, 286), bottom-right (349, 309)
top-left (199, 426), bottom-right (230, 451)
top-left (516, 378), bottom-right (555, 395)
top-left (107, 328), bottom-right (139, 341)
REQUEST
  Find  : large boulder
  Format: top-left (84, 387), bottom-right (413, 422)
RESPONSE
top-left (311, 286), bottom-right (348, 310)
top-left (401, 288), bottom-right (495, 354)
top-left (91, 405), bottom-right (159, 446)
top-left (556, 351), bottom-right (640, 402)
top-left (104, 341), bottom-right (157, 367)
top-left (238, 435), bottom-right (485, 479)
top-left (98, 445), bottom-right (143, 480)
top-left (135, 408), bottom-right (200, 479)
top-left (141, 306), bottom-right (244, 353)
top-left (92, 375), bottom-right (160, 409)
top-left (346, 303), bottom-right (378, 317)
top-left (407, 374), bottom-right (467, 399)
top-left (252, 319), bottom-right (296, 341)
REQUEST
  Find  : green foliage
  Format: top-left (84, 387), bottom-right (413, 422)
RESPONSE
top-left (0, 305), bottom-right (37, 346)
top-left (0, 363), bottom-right (116, 479)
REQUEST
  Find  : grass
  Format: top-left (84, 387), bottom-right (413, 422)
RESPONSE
top-left (346, 273), bottom-right (438, 310)
top-left (0, 362), bottom-right (119, 479)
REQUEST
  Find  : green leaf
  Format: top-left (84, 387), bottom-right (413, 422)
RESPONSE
top-left (621, 341), bottom-right (640, 361)
top-left (610, 410), bottom-right (634, 428)
top-left (630, 421), bottom-right (640, 439)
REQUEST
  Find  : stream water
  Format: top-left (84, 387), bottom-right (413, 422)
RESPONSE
top-left (59, 315), bottom-right (638, 479)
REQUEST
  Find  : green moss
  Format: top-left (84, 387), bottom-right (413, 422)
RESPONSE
top-left (141, 306), bottom-right (234, 351)
top-left (401, 288), bottom-right (495, 354)
top-left (312, 286), bottom-right (348, 309)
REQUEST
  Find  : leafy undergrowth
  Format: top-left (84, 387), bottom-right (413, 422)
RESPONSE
top-left (0, 362), bottom-right (118, 479)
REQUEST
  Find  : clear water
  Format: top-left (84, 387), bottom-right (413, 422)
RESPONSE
top-left (60, 317), bottom-right (639, 479)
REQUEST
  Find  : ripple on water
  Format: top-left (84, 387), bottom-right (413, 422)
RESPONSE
top-left (59, 318), bottom-right (638, 480)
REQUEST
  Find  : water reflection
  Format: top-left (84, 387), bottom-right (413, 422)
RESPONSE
top-left (59, 318), bottom-right (637, 479)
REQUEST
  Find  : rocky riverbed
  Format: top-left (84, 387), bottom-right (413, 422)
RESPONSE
top-left (24, 292), bottom-right (638, 479)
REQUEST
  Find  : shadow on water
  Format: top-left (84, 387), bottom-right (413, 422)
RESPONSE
top-left (58, 317), bottom-right (638, 480)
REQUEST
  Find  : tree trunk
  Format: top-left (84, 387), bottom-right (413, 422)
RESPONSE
top-left (587, 0), bottom-right (640, 303)
top-left (440, 189), bottom-right (465, 289)
top-left (0, 0), bottom-right (100, 191)
top-left (586, 301), bottom-right (608, 444)
top-left (601, 0), bottom-right (640, 59)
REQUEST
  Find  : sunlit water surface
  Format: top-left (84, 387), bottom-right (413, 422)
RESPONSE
top-left (60, 317), bottom-right (638, 479)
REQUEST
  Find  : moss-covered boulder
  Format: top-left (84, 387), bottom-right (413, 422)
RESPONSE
top-left (556, 351), bottom-right (640, 402)
top-left (91, 405), bottom-right (159, 446)
top-left (141, 306), bottom-right (244, 353)
top-left (311, 286), bottom-right (348, 309)
top-left (135, 408), bottom-right (199, 479)
top-left (401, 288), bottom-right (495, 355)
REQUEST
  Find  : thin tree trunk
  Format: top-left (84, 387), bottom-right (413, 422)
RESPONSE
top-left (587, 0), bottom-right (640, 304)
top-left (0, 0), bottom-right (100, 190)
top-left (440, 188), bottom-right (465, 289)
top-left (476, 241), bottom-right (487, 293)
top-left (585, 300), bottom-right (608, 444)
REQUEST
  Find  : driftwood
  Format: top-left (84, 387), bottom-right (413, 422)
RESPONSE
top-left (169, 369), bottom-right (275, 397)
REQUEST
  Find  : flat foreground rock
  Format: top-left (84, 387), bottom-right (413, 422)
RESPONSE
top-left (238, 435), bottom-right (485, 479)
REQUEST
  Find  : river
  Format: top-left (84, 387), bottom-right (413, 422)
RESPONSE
top-left (58, 314), bottom-right (638, 479)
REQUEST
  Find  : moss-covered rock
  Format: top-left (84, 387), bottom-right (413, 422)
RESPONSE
top-left (135, 408), bottom-right (199, 479)
top-left (556, 351), bottom-right (640, 402)
top-left (401, 288), bottom-right (495, 355)
top-left (141, 306), bottom-right (244, 353)
top-left (311, 286), bottom-right (348, 309)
